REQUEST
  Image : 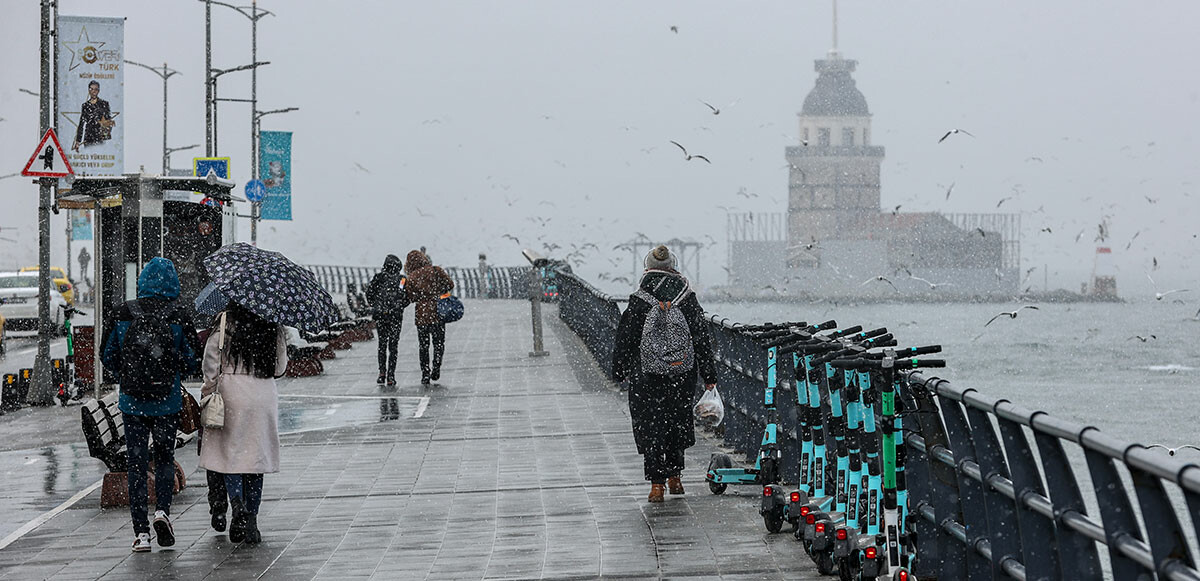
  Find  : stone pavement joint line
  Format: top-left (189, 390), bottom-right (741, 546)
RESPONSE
top-left (0, 300), bottom-right (820, 580)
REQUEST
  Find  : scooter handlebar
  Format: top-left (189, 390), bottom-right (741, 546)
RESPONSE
top-left (830, 357), bottom-right (947, 370)
top-left (849, 327), bottom-right (889, 341)
top-left (763, 331), bottom-right (815, 349)
top-left (826, 325), bottom-right (863, 339)
top-left (738, 321), bottom-right (807, 334)
top-left (863, 344), bottom-right (942, 360)
top-left (806, 320), bottom-right (838, 333)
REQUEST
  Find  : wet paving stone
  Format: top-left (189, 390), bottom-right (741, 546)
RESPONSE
top-left (0, 301), bottom-right (821, 579)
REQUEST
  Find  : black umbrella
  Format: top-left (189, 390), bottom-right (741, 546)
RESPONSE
top-left (203, 242), bottom-right (339, 332)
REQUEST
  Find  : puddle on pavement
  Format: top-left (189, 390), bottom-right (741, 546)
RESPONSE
top-left (0, 443), bottom-right (108, 540)
top-left (277, 394), bottom-right (426, 435)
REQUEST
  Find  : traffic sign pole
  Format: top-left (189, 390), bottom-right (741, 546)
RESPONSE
top-left (30, 0), bottom-right (54, 406)
top-left (244, 179), bottom-right (266, 246)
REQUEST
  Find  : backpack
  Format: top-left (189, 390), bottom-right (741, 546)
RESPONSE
top-left (369, 274), bottom-right (407, 314)
top-left (120, 301), bottom-right (180, 401)
top-left (633, 289), bottom-right (694, 376)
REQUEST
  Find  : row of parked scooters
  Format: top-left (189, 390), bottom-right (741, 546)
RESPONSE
top-left (705, 320), bottom-right (943, 581)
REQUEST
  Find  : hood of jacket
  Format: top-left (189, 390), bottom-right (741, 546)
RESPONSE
top-left (382, 254), bottom-right (403, 276)
top-left (406, 250), bottom-right (431, 271)
top-left (636, 269), bottom-right (690, 304)
top-left (137, 257), bottom-right (181, 299)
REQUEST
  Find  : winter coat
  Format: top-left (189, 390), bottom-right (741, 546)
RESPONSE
top-left (101, 257), bottom-right (201, 417)
top-left (613, 269), bottom-right (717, 453)
top-left (366, 257), bottom-right (408, 322)
top-left (198, 316), bottom-right (289, 474)
top-left (404, 250), bottom-right (454, 327)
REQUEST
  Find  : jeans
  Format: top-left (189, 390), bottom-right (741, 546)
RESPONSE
top-left (224, 473), bottom-right (265, 515)
top-left (376, 316), bottom-right (402, 377)
top-left (125, 413), bottom-right (179, 534)
top-left (643, 447), bottom-right (685, 484)
top-left (416, 323), bottom-right (445, 375)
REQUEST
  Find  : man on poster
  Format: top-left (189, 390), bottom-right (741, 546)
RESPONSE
top-left (72, 80), bottom-right (115, 151)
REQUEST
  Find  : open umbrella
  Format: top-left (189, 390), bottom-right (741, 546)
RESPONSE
top-left (194, 281), bottom-right (230, 315)
top-left (203, 242), bottom-right (338, 332)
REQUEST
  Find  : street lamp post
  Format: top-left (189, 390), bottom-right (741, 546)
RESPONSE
top-left (124, 60), bottom-right (180, 174)
top-left (208, 61), bottom-right (269, 157)
top-left (165, 144), bottom-right (200, 171)
top-left (251, 106), bottom-right (297, 245)
top-left (200, 0), bottom-right (273, 171)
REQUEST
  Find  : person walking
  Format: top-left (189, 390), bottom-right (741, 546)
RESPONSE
top-left (612, 245), bottom-right (717, 503)
top-left (101, 257), bottom-right (201, 552)
top-left (198, 301), bottom-right (288, 544)
top-left (404, 249), bottom-right (454, 385)
top-left (366, 255), bottom-right (407, 386)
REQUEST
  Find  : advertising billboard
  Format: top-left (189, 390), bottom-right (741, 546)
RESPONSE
top-left (57, 15), bottom-right (124, 176)
top-left (258, 131), bottom-right (292, 221)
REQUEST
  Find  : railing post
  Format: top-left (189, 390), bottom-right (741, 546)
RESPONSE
top-left (522, 250), bottom-right (549, 357)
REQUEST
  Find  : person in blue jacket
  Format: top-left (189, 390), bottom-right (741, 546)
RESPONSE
top-left (101, 257), bottom-right (201, 552)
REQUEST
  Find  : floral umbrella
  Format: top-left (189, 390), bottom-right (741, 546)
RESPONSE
top-left (203, 242), bottom-right (338, 332)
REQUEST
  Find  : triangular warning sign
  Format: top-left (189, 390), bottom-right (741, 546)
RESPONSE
top-left (21, 128), bottom-right (74, 178)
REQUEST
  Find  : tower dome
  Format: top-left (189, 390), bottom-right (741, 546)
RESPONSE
top-left (801, 57), bottom-right (869, 117)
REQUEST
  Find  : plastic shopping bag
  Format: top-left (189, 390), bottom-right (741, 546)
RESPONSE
top-left (694, 387), bottom-right (725, 427)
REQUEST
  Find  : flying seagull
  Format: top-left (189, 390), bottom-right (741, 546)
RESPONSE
top-left (501, 233), bottom-right (520, 245)
top-left (669, 25), bottom-right (678, 33)
top-left (669, 140), bottom-right (710, 163)
top-left (861, 275), bottom-right (899, 292)
top-left (984, 305), bottom-right (1040, 327)
top-left (1147, 273), bottom-right (1191, 301)
top-left (938, 128), bottom-right (975, 143)
top-left (1145, 444), bottom-right (1200, 457)
top-left (1127, 335), bottom-right (1157, 342)
top-left (944, 182), bottom-right (955, 200)
top-left (701, 100), bottom-right (721, 115)
top-left (910, 275), bottom-right (953, 290)
top-left (996, 196), bottom-right (1013, 208)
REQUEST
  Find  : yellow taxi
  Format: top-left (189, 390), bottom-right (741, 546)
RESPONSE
top-left (18, 266), bottom-right (75, 306)
top-left (0, 312), bottom-right (6, 357)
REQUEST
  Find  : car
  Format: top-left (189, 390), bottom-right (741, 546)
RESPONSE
top-left (0, 272), bottom-right (67, 335)
top-left (18, 266), bottom-right (76, 306)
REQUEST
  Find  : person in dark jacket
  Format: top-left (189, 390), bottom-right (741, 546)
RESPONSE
top-left (73, 80), bottom-right (114, 150)
top-left (101, 257), bottom-right (201, 552)
top-left (366, 255), bottom-right (407, 386)
top-left (404, 249), bottom-right (454, 385)
top-left (613, 246), bottom-right (717, 503)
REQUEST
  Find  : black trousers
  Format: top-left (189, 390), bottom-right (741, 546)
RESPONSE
top-left (376, 316), bottom-right (402, 377)
top-left (125, 413), bottom-right (178, 534)
top-left (416, 323), bottom-right (446, 375)
top-left (643, 447), bottom-right (685, 484)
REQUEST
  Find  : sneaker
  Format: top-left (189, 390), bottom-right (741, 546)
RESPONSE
top-left (153, 510), bottom-right (175, 547)
top-left (430, 369), bottom-right (441, 381)
top-left (132, 533), bottom-right (151, 552)
top-left (421, 372), bottom-right (430, 386)
top-left (211, 512), bottom-right (227, 532)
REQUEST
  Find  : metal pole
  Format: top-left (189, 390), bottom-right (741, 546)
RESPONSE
top-left (162, 63), bottom-right (169, 173)
top-left (529, 268), bottom-right (548, 357)
top-left (212, 78), bottom-right (219, 156)
top-left (93, 199), bottom-right (102, 400)
top-left (56, 0), bottom-right (65, 284)
top-left (31, 0), bottom-right (54, 406)
top-left (250, 0), bottom-right (258, 246)
top-left (205, 0), bottom-right (212, 156)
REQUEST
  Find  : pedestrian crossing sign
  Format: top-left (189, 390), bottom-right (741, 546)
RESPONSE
top-left (21, 128), bottom-right (74, 178)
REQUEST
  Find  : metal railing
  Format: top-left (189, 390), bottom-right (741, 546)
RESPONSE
top-left (305, 264), bottom-right (532, 299)
top-left (554, 267), bottom-right (1200, 580)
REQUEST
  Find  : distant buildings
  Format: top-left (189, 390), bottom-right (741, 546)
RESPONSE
top-left (727, 46), bottom-right (1020, 300)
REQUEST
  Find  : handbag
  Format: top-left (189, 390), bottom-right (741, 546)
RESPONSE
top-left (179, 388), bottom-right (202, 434)
top-left (199, 311), bottom-right (228, 429)
top-left (437, 293), bottom-right (464, 323)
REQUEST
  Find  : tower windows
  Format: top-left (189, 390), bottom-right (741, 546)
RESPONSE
top-left (818, 128), bottom-right (831, 147)
top-left (842, 127), bottom-right (855, 146)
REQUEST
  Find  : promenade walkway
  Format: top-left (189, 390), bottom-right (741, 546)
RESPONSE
top-left (0, 300), bottom-right (817, 580)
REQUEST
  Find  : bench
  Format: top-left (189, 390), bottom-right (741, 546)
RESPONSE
top-left (81, 392), bottom-right (193, 507)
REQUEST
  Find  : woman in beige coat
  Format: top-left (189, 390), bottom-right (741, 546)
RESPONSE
top-left (199, 302), bottom-right (288, 544)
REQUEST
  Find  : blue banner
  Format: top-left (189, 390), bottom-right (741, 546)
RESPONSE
top-left (71, 210), bottom-right (93, 240)
top-left (258, 131), bottom-right (292, 221)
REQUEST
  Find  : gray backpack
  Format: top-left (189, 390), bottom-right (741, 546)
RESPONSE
top-left (633, 289), bottom-right (693, 376)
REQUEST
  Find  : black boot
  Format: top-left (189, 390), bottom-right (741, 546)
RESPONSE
top-left (211, 512), bottom-right (227, 532)
top-left (421, 370), bottom-right (430, 385)
top-left (245, 513), bottom-right (261, 544)
top-left (229, 498), bottom-right (247, 543)
top-left (376, 373), bottom-right (386, 384)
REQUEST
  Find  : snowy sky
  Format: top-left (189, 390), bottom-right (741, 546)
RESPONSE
top-left (2, 1), bottom-right (1198, 297)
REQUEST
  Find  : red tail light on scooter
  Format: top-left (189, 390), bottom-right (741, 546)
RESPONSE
top-left (815, 522), bottom-right (825, 534)
top-left (836, 529), bottom-right (847, 540)
top-left (799, 506), bottom-right (810, 516)
top-left (763, 486), bottom-right (772, 496)
top-left (865, 546), bottom-right (877, 560)
top-left (806, 514), bottom-right (816, 525)
top-left (789, 492), bottom-right (800, 503)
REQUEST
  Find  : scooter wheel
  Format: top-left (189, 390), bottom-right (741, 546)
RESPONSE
top-left (815, 548), bottom-right (836, 575)
top-left (838, 552), bottom-right (861, 581)
top-left (707, 453), bottom-right (733, 495)
top-left (763, 508), bottom-right (784, 533)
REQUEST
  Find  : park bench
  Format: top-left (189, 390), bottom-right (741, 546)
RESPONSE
top-left (80, 392), bottom-right (192, 507)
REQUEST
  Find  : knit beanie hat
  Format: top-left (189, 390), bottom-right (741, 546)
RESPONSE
top-left (643, 245), bottom-right (676, 270)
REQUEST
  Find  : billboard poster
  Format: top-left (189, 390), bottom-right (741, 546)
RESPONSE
top-left (258, 131), bottom-right (292, 221)
top-left (57, 15), bottom-right (124, 176)
top-left (71, 210), bottom-right (93, 240)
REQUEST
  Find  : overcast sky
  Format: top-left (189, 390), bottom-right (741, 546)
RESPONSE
top-left (3, 1), bottom-right (1199, 297)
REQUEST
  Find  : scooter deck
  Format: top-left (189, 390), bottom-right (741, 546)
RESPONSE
top-left (707, 467), bottom-right (762, 485)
